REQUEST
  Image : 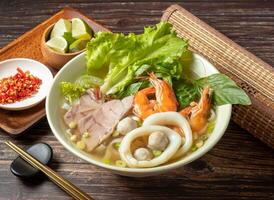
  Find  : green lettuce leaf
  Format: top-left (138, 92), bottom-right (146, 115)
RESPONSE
top-left (60, 82), bottom-right (86, 103)
top-left (86, 22), bottom-right (190, 95)
top-left (75, 75), bottom-right (103, 88)
top-left (60, 75), bottom-right (103, 103)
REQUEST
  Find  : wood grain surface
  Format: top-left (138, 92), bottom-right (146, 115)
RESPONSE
top-left (0, 1), bottom-right (273, 200)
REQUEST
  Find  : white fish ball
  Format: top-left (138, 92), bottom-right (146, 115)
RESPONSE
top-left (117, 117), bottom-right (137, 135)
top-left (148, 131), bottom-right (169, 151)
top-left (134, 148), bottom-right (153, 161)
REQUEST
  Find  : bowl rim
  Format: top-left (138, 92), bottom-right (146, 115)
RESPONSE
top-left (42, 23), bottom-right (86, 56)
top-left (46, 52), bottom-right (232, 174)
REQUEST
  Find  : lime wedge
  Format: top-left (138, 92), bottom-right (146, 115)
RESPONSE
top-left (71, 18), bottom-right (91, 39)
top-left (46, 36), bottom-right (68, 53)
top-left (50, 19), bottom-right (71, 39)
top-left (69, 36), bottom-right (90, 53)
top-left (63, 32), bottom-right (76, 45)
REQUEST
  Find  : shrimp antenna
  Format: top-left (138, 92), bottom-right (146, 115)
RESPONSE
top-left (136, 75), bottom-right (149, 81)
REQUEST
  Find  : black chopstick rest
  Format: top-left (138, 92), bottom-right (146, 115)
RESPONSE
top-left (10, 143), bottom-right (53, 178)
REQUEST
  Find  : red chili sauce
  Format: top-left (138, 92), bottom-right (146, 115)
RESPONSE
top-left (0, 68), bottom-right (42, 104)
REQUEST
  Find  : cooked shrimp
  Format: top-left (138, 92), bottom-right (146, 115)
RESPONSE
top-left (133, 73), bottom-right (178, 120)
top-left (149, 73), bottom-right (178, 112)
top-left (133, 87), bottom-right (156, 120)
top-left (179, 106), bottom-right (192, 117)
top-left (180, 87), bottom-right (212, 134)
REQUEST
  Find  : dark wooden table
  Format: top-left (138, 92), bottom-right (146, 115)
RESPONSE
top-left (0, 1), bottom-right (274, 199)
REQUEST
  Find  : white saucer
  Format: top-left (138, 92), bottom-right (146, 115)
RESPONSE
top-left (0, 58), bottom-right (53, 110)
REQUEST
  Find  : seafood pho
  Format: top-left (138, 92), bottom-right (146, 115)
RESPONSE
top-left (59, 22), bottom-right (251, 168)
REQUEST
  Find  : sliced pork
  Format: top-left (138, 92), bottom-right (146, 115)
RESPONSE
top-left (80, 96), bottom-right (134, 152)
top-left (63, 90), bottom-right (134, 152)
top-left (63, 88), bottom-right (103, 127)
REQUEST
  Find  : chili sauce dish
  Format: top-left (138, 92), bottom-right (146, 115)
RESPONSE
top-left (0, 58), bottom-right (53, 110)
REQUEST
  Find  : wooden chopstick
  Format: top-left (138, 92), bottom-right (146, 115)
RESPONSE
top-left (5, 141), bottom-right (94, 200)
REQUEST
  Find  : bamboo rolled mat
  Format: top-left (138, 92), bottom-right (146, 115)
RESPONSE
top-left (162, 4), bottom-right (274, 148)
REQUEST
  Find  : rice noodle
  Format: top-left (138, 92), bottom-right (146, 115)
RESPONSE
top-left (143, 112), bottom-right (193, 160)
top-left (119, 125), bottom-right (181, 168)
top-left (103, 137), bottom-right (123, 161)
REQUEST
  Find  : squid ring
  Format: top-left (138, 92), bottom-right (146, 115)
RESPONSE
top-left (143, 112), bottom-right (193, 159)
top-left (119, 125), bottom-right (181, 168)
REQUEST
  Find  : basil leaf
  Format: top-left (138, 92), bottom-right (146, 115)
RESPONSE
top-left (173, 73), bottom-right (251, 108)
top-left (196, 73), bottom-right (251, 106)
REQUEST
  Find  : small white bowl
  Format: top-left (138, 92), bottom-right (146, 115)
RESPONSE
top-left (46, 52), bottom-right (232, 177)
top-left (0, 58), bottom-right (53, 110)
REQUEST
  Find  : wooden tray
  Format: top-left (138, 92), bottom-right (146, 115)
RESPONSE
top-left (162, 4), bottom-right (274, 148)
top-left (0, 7), bottom-right (110, 135)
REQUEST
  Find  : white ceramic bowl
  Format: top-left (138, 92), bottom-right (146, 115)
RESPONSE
top-left (0, 58), bottom-right (53, 110)
top-left (46, 52), bottom-right (231, 177)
